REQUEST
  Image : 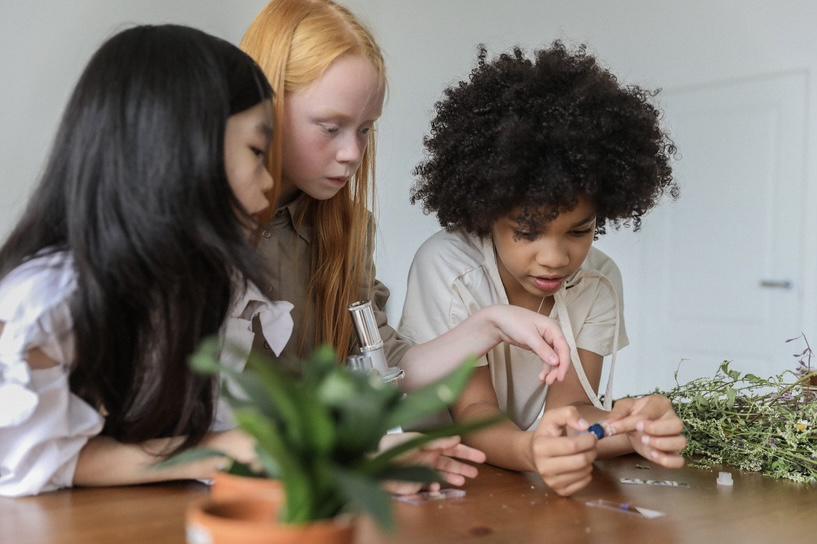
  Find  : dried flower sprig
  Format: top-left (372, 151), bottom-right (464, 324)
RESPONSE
top-left (654, 335), bottom-right (817, 483)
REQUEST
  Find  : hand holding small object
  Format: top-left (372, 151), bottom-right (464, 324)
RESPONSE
top-left (604, 395), bottom-right (687, 468)
top-left (530, 406), bottom-right (597, 496)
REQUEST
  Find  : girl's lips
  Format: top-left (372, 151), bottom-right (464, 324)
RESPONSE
top-left (532, 276), bottom-right (565, 292)
top-left (326, 176), bottom-right (348, 187)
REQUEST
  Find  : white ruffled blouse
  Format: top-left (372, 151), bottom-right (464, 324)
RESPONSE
top-left (0, 251), bottom-right (293, 497)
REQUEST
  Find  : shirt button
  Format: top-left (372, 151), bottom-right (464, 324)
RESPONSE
top-left (263, 341), bottom-right (271, 351)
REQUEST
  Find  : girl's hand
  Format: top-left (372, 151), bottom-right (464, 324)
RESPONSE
top-left (205, 428), bottom-right (259, 469)
top-left (605, 395), bottom-right (687, 468)
top-left (531, 406), bottom-right (596, 496)
top-left (378, 433), bottom-right (486, 495)
top-left (484, 305), bottom-right (570, 385)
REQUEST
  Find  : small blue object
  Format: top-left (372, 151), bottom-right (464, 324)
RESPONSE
top-left (588, 423), bottom-right (606, 440)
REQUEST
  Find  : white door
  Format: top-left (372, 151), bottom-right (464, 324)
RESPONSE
top-left (625, 73), bottom-right (808, 391)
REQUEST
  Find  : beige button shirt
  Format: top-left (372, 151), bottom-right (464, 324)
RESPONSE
top-left (253, 196), bottom-right (412, 365)
top-left (399, 229), bottom-right (629, 431)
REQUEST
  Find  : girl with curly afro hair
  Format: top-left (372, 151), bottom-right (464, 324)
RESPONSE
top-left (399, 42), bottom-right (686, 496)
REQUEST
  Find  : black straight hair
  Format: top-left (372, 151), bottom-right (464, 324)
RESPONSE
top-left (0, 24), bottom-right (274, 453)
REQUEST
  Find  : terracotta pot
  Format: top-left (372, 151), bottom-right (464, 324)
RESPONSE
top-left (186, 498), bottom-right (356, 544)
top-left (211, 472), bottom-right (284, 506)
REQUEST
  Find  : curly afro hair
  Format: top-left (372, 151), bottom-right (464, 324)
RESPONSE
top-left (411, 41), bottom-right (678, 236)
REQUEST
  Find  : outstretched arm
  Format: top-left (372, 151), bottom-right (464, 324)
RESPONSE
top-left (398, 305), bottom-right (570, 391)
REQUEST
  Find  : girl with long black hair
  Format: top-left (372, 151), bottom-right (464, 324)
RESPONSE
top-left (0, 24), bottom-right (290, 497)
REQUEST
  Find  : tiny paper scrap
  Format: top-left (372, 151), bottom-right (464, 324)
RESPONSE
top-left (716, 472), bottom-right (734, 486)
top-left (394, 488), bottom-right (466, 506)
top-left (585, 499), bottom-right (666, 519)
top-left (634, 464), bottom-right (652, 470)
top-left (619, 477), bottom-right (689, 488)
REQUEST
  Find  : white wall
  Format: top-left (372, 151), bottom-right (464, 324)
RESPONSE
top-left (0, 0), bottom-right (269, 235)
top-left (2, 1), bottom-right (816, 395)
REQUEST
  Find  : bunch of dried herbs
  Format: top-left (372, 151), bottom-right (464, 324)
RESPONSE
top-left (655, 336), bottom-right (817, 483)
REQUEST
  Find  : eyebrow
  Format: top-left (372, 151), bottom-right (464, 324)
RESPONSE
top-left (570, 214), bottom-right (597, 228)
top-left (255, 123), bottom-right (274, 141)
top-left (510, 213), bottom-right (596, 229)
top-left (313, 111), bottom-right (380, 124)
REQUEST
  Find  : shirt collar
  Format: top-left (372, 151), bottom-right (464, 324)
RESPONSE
top-left (271, 194), bottom-right (312, 243)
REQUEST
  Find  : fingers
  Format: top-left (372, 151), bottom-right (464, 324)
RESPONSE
top-left (604, 414), bottom-right (641, 435)
top-left (534, 433), bottom-right (597, 458)
top-left (608, 412), bottom-right (685, 438)
top-left (383, 480), bottom-right (423, 495)
top-left (438, 471), bottom-right (467, 487)
top-left (420, 435), bottom-right (462, 451)
top-left (532, 434), bottom-right (597, 496)
top-left (551, 473), bottom-right (593, 496)
top-left (434, 456), bottom-right (479, 480)
top-left (639, 416), bottom-right (685, 437)
top-left (542, 324), bottom-right (571, 382)
top-left (640, 434), bottom-right (687, 453)
top-left (416, 436), bottom-right (486, 464)
top-left (537, 406), bottom-right (590, 437)
top-left (605, 397), bottom-right (635, 423)
top-left (640, 448), bottom-right (686, 468)
top-left (528, 335), bottom-right (561, 372)
top-left (441, 443), bottom-right (487, 464)
top-left (543, 465), bottom-right (594, 496)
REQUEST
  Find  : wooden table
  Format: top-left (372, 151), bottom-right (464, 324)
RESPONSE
top-left (3, 455), bottom-right (816, 544)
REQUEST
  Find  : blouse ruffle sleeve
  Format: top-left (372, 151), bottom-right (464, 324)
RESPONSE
top-left (0, 253), bottom-right (104, 497)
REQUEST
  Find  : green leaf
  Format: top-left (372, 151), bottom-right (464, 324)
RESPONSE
top-left (189, 337), bottom-right (223, 375)
top-left (242, 349), bottom-right (307, 449)
top-left (726, 387), bottom-right (737, 408)
top-left (365, 416), bottom-right (502, 473)
top-left (233, 407), bottom-right (315, 524)
top-left (233, 407), bottom-right (299, 481)
top-left (386, 358), bottom-right (477, 429)
top-left (745, 373), bottom-right (763, 384)
top-left (255, 448), bottom-right (282, 479)
top-left (294, 386), bottom-right (336, 455)
top-left (317, 371), bottom-right (359, 405)
top-left (334, 467), bottom-right (394, 531)
top-left (311, 345), bottom-right (338, 368)
top-left (153, 447), bottom-right (229, 470)
top-left (322, 370), bottom-right (401, 455)
top-left (227, 460), bottom-right (264, 478)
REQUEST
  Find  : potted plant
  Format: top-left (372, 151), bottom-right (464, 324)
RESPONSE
top-left (170, 339), bottom-right (495, 544)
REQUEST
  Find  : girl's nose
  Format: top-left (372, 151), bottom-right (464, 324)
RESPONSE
top-left (337, 133), bottom-right (365, 164)
top-left (535, 238), bottom-right (570, 269)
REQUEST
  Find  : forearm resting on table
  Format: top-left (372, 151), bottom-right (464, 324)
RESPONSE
top-left (73, 432), bottom-right (234, 487)
top-left (453, 401), bottom-right (534, 473)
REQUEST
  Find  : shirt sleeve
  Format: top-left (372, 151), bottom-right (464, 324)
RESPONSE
top-left (0, 256), bottom-right (104, 497)
top-left (574, 269), bottom-right (630, 357)
top-left (398, 237), bottom-right (487, 367)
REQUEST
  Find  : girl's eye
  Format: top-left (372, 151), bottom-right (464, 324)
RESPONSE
top-left (360, 126), bottom-right (372, 135)
top-left (514, 230), bottom-right (538, 241)
top-left (320, 124), bottom-right (340, 135)
top-left (570, 228), bottom-right (594, 237)
top-left (250, 146), bottom-right (265, 157)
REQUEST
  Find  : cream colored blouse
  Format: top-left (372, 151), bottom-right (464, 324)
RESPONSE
top-left (399, 229), bottom-right (629, 431)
